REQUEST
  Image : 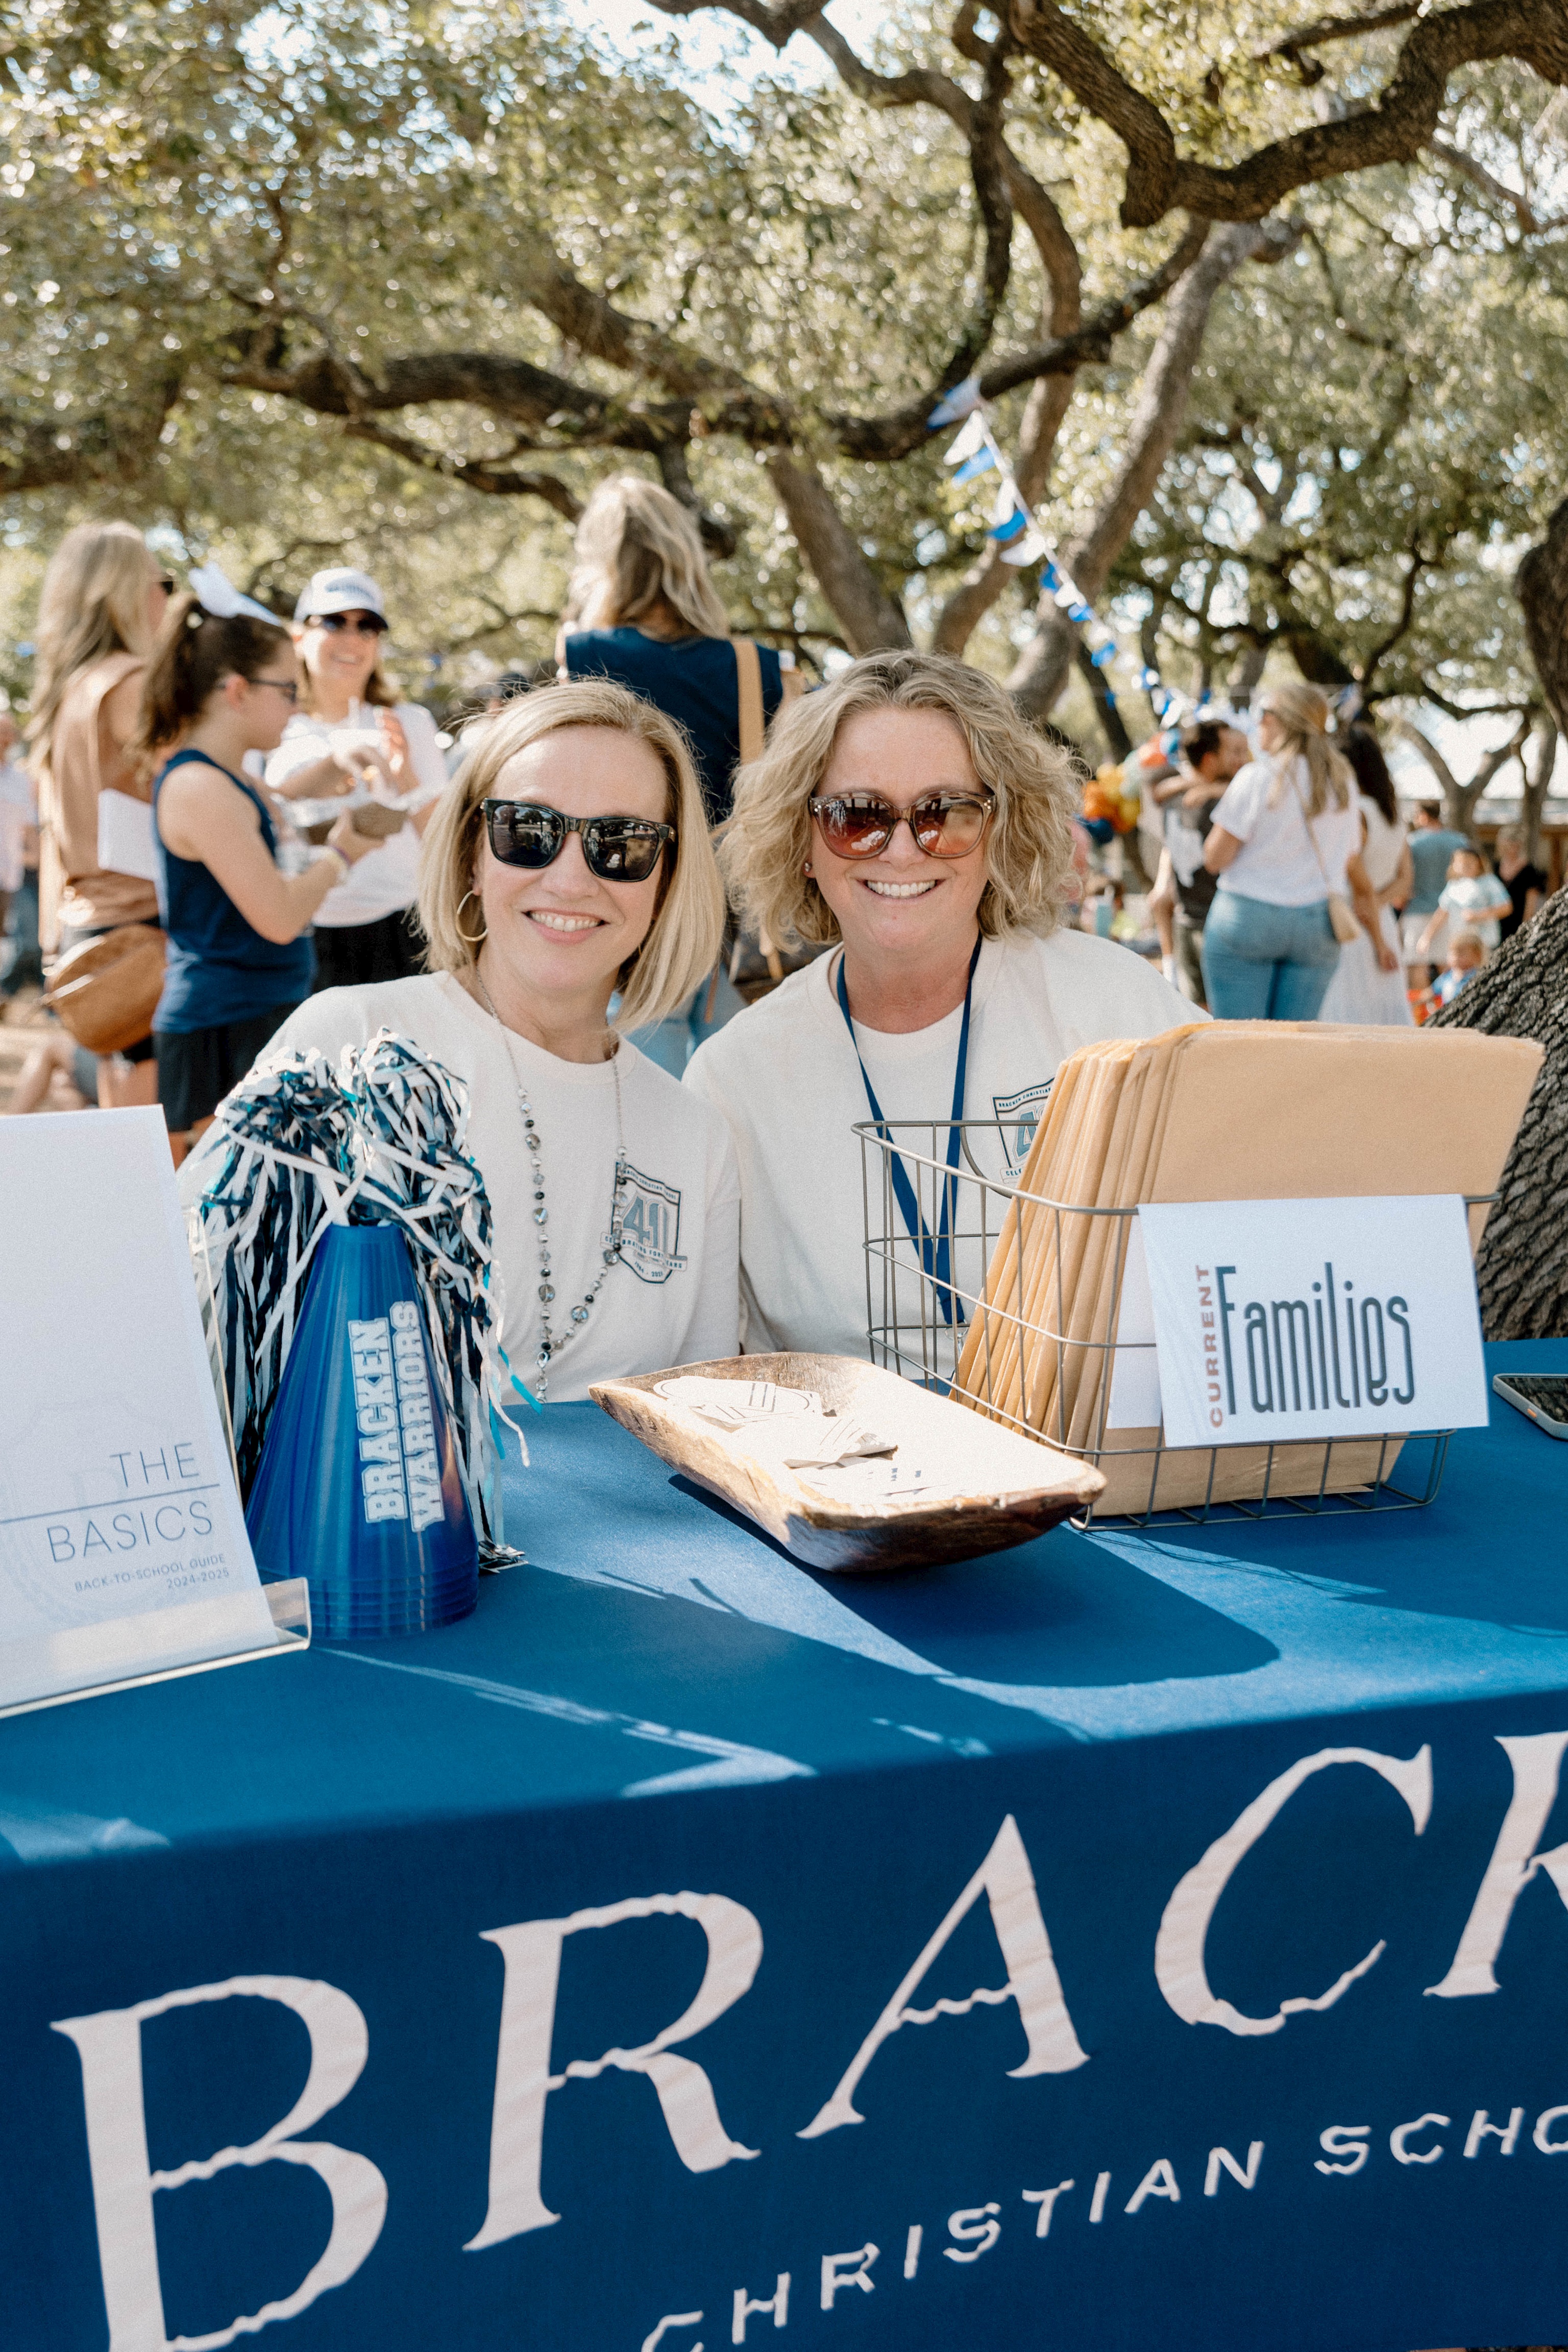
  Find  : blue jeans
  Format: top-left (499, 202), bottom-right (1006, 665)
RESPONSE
top-left (1200, 890), bottom-right (1341, 1021)
top-left (0, 869), bottom-right (42, 995)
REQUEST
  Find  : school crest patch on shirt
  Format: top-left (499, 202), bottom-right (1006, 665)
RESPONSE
top-left (992, 1079), bottom-right (1054, 1175)
top-left (615, 1162), bottom-right (687, 1284)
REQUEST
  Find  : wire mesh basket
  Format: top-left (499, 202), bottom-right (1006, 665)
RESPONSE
top-left (857, 1117), bottom-right (1478, 1529)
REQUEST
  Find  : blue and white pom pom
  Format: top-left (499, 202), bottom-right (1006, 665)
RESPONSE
top-left (189, 1029), bottom-right (525, 1559)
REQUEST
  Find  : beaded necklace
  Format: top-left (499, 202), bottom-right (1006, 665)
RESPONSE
top-left (471, 969), bottom-right (628, 1401)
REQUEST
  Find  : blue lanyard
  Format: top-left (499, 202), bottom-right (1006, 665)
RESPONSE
top-left (836, 936), bottom-right (981, 1327)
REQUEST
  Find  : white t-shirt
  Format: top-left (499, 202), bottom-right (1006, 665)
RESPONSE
top-left (1438, 871), bottom-right (1511, 951)
top-left (1211, 755), bottom-right (1361, 906)
top-left (181, 973), bottom-right (741, 1402)
top-left (0, 758), bottom-right (37, 823)
top-left (0, 758), bottom-right (34, 890)
top-left (265, 702), bottom-right (448, 927)
top-left (684, 928), bottom-right (1198, 1361)
top-left (0, 800), bottom-right (26, 893)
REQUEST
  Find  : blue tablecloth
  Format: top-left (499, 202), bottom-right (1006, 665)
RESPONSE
top-left (4, 1343), bottom-right (1567, 2352)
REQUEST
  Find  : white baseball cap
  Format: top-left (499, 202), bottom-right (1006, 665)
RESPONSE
top-left (294, 568), bottom-right (386, 624)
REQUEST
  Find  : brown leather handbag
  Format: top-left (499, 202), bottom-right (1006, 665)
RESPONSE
top-left (43, 923), bottom-right (166, 1054)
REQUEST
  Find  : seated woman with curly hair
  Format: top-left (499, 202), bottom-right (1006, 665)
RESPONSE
top-left (685, 650), bottom-right (1196, 1360)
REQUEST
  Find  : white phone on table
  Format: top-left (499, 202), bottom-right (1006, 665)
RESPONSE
top-left (1492, 1374), bottom-right (1568, 1441)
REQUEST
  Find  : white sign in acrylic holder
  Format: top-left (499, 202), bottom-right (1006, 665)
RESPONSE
top-left (0, 1108), bottom-right (308, 1717)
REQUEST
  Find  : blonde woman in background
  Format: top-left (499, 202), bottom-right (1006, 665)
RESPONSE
top-left (28, 521), bottom-right (170, 1102)
top-left (185, 679), bottom-right (739, 1400)
top-left (1201, 681), bottom-right (1366, 1021)
top-left (560, 477), bottom-right (800, 1073)
top-left (559, 477), bottom-right (790, 825)
top-left (685, 650), bottom-right (1191, 1361)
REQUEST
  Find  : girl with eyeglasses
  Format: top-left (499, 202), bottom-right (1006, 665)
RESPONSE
top-left (192, 678), bottom-right (740, 1399)
top-left (264, 568), bottom-right (450, 991)
top-left (134, 595), bottom-right (376, 1159)
top-left (685, 650), bottom-right (1193, 1364)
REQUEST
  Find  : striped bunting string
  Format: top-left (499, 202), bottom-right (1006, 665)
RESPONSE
top-left (928, 378), bottom-right (1184, 724)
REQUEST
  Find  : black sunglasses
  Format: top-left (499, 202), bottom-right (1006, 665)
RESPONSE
top-left (808, 790), bottom-right (995, 860)
top-left (314, 611), bottom-right (389, 636)
top-left (482, 799), bottom-right (674, 884)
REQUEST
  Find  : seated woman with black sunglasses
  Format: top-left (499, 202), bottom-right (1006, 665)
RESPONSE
top-left (685, 650), bottom-right (1195, 1362)
top-left (212, 678), bottom-right (739, 1400)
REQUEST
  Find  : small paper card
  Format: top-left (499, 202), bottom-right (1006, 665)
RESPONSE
top-left (96, 788), bottom-right (158, 884)
top-left (1136, 1195), bottom-right (1490, 1448)
top-left (0, 1109), bottom-right (290, 1710)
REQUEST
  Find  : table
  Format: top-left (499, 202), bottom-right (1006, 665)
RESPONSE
top-left (4, 1343), bottom-right (1567, 2352)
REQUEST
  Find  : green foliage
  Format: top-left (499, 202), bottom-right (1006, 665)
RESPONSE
top-left (0, 0), bottom-right (1562, 729)
top-left (1112, 67), bottom-right (1568, 714)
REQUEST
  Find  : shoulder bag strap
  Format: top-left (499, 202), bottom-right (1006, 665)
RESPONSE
top-left (1297, 769), bottom-right (1364, 943)
top-left (1295, 770), bottom-right (1332, 887)
top-left (732, 636), bottom-right (764, 767)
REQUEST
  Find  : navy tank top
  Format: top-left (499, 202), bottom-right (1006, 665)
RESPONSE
top-left (152, 749), bottom-right (314, 1034)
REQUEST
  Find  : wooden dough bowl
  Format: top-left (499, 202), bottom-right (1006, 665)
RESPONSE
top-left (590, 1352), bottom-right (1104, 1574)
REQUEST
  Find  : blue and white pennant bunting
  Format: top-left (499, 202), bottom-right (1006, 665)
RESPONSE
top-left (931, 384), bottom-right (1184, 720)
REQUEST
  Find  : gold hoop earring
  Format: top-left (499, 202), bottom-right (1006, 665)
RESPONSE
top-left (456, 889), bottom-right (488, 946)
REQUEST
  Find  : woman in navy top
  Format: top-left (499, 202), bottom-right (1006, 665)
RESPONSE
top-left (134, 594), bottom-right (375, 1155)
top-left (559, 476), bottom-right (793, 1067)
top-left (559, 475), bottom-right (790, 823)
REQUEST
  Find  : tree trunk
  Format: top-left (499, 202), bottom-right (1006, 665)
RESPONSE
top-left (656, 439), bottom-right (738, 559)
top-left (1227, 642), bottom-right (1268, 707)
top-left (1388, 718), bottom-right (1465, 830)
top-left (1388, 716), bottom-right (1530, 836)
top-left (766, 452), bottom-right (912, 654)
top-left (1517, 496), bottom-right (1568, 738)
top-left (1076, 642), bottom-right (1133, 760)
top-left (1524, 719), bottom-right (1558, 866)
top-left (1432, 888), bottom-right (1568, 1339)
top-left (1007, 218), bottom-right (1297, 724)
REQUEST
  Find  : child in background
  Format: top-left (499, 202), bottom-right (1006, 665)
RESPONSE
top-left (1427, 927), bottom-right (1486, 1012)
top-left (1085, 878), bottom-right (1121, 938)
top-left (1416, 844), bottom-right (1510, 964)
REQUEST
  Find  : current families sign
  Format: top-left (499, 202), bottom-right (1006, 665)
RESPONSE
top-left (0, 1108), bottom-right (294, 1710)
top-left (1137, 1195), bottom-right (1490, 1449)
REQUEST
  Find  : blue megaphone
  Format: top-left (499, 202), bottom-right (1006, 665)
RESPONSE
top-left (246, 1223), bottom-right (478, 1637)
